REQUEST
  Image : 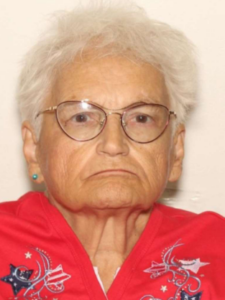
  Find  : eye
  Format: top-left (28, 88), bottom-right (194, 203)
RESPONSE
top-left (71, 113), bottom-right (89, 123)
top-left (124, 112), bottom-right (155, 129)
top-left (135, 114), bottom-right (152, 123)
top-left (128, 113), bottom-right (153, 124)
top-left (66, 111), bottom-right (103, 127)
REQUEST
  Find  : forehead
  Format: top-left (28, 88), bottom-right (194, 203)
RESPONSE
top-left (53, 54), bottom-right (169, 108)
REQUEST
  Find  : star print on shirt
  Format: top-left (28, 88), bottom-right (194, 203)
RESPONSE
top-left (160, 285), bottom-right (167, 292)
top-left (181, 290), bottom-right (202, 300)
top-left (142, 240), bottom-right (206, 300)
top-left (25, 251), bottom-right (32, 259)
top-left (178, 258), bottom-right (209, 274)
top-left (0, 264), bottom-right (33, 296)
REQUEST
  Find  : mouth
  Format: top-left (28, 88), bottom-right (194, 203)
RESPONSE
top-left (91, 169), bottom-right (137, 177)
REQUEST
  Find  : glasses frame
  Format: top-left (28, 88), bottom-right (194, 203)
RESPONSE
top-left (36, 100), bottom-right (176, 144)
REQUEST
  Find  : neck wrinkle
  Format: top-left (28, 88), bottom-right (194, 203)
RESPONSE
top-left (51, 201), bottom-right (152, 260)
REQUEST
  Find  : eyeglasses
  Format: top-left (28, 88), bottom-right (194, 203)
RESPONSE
top-left (36, 100), bottom-right (176, 143)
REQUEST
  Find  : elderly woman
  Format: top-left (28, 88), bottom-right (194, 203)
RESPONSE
top-left (0, 3), bottom-right (224, 300)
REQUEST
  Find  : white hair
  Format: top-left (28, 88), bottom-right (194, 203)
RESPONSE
top-left (17, 1), bottom-right (197, 136)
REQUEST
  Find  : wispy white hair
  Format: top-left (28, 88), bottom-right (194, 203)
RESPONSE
top-left (17, 1), bottom-right (197, 136)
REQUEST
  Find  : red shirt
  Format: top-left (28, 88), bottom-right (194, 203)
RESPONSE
top-left (0, 192), bottom-right (224, 300)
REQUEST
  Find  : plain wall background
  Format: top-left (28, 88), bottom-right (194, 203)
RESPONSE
top-left (0, 0), bottom-right (225, 214)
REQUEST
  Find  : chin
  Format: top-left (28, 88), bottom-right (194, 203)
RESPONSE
top-left (94, 198), bottom-right (134, 210)
top-left (88, 185), bottom-right (143, 210)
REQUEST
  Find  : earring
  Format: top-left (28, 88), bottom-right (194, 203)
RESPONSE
top-left (32, 174), bottom-right (38, 180)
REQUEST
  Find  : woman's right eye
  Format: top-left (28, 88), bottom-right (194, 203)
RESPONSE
top-left (71, 113), bottom-right (89, 123)
top-left (65, 111), bottom-right (103, 126)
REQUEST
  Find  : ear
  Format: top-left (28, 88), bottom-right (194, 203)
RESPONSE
top-left (22, 121), bottom-right (44, 184)
top-left (168, 124), bottom-right (185, 182)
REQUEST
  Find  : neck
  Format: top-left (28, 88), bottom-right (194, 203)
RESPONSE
top-left (49, 197), bottom-right (152, 292)
top-left (70, 209), bottom-right (150, 256)
top-left (56, 206), bottom-right (151, 257)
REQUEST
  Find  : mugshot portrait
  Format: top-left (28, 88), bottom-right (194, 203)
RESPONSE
top-left (0, 1), bottom-right (225, 299)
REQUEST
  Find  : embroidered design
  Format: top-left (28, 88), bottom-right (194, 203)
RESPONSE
top-left (181, 290), bottom-right (202, 300)
top-left (1, 264), bottom-right (33, 296)
top-left (160, 286), bottom-right (168, 293)
top-left (140, 240), bottom-right (209, 300)
top-left (25, 252), bottom-right (32, 259)
top-left (140, 296), bottom-right (161, 300)
top-left (1, 248), bottom-right (71, 299)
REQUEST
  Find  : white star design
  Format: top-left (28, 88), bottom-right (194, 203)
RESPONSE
top-left (25, 252), bottom-right (32, 259)
top-left (160, 285), bottom-right (168, 292)
top-left (179, 258), bottom-right (209, 274)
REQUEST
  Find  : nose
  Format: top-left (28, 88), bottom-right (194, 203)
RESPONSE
top-left (96, 114), bottom-right (129, 157)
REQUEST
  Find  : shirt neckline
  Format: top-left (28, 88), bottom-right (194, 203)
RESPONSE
top-left (38, 192), bottom-right (163, 300)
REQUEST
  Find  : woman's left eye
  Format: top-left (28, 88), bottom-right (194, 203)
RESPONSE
top-left (134, 114), bottom-right (152, 123)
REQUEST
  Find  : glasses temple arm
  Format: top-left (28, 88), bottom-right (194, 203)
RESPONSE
top-left (36, 106), bottom-right (57, 118)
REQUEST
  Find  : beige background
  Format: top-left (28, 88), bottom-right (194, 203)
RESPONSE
top-left (0, 0), bottom-right (225, 215)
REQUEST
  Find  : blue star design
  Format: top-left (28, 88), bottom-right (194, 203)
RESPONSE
top-left (181, 290), bottom-right (203, 300)
top-left (1, 264), bottom-right (33, 296)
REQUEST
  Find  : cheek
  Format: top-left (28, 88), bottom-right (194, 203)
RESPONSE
top-left (37, 135), bottom-right (97, 192)
top-left (137, 137), bottom-right (173, 189)
top-left (154, 152), bottom-right (171, 180)
top-left (146, 152), bottom-right (170, 182)
top-left (37, 138), bottom-right (79, 187)
top-left (38, 144), bottom-right (67, 190)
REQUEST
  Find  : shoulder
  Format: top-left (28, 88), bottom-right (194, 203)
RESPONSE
top-left (0, 192), bottom-right (47, 218)
top-left (155, 202), bottom-right (224, 220)
top-left (155, 202), bottom-right (225, 232)
top-left (0, 192), bottom-right (53, 241)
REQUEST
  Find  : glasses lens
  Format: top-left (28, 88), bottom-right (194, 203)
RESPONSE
top-left (57, 102), bottom-right (106, 141)
top-left (123, 104), bottom-right (169, 143)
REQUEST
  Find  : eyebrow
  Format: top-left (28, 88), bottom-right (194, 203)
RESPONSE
top-left (60, 97), bottom-right (158, 110)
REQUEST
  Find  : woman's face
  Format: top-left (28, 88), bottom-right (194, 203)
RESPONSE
top-left (23, 55), bottom-right (185, 212)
